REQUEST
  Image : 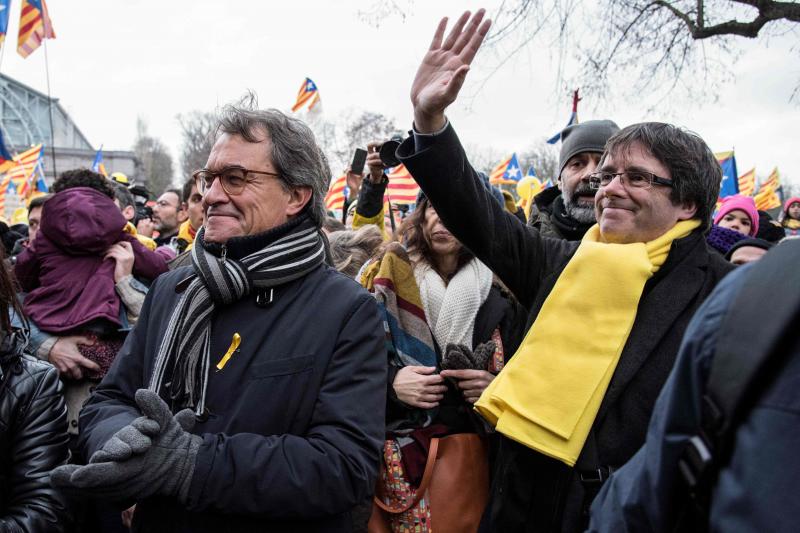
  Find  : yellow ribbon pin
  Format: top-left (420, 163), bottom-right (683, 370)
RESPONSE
top-left (216, 333), bottom-right (241, 371)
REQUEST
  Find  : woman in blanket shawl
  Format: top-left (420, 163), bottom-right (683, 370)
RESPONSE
top-left (359, 193), bottom-right (525, 531)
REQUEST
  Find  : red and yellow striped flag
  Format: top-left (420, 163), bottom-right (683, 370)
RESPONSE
top-left (737, 168), bottom-right (755, 196)
top-left (753, 167), bottom-right (781, 211)
top-left (385, 164), bottom-right (419, 205)
top-left (18, 0), bottom-right (55, 58)
top-left (0, 174), bottom-right (12, 218)
top-left (324, 173), bottom-right (347, 211)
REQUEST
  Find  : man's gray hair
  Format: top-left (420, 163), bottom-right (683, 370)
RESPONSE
top-left (603, 122), bottom-right (721, 231)
top-left (216, 94), bottom-right (331, 226)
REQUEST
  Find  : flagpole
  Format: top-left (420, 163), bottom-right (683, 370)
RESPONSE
top-left (42, 39), bottom-right (57, 178)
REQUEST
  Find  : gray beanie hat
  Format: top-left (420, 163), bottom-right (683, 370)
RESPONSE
top-left (558, 119), bottom-right (620, 177)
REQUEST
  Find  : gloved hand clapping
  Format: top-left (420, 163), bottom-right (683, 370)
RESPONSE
top-left (50, 388), bottom-right (202, 503)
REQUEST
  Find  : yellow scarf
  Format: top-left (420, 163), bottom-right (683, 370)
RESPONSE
top-left (178, 220), bottom-right (197, 251)
top-left (785, 218), bottom-right (800, 230)
top-left (123, 222), bottom-right (157, 251)
top-left (475, 219), bottom-right (700, 466)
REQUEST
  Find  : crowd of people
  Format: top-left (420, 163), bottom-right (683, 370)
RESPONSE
top-left (1, 8), bottom-right (799, 533)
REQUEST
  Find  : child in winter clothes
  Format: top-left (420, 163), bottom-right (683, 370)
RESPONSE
top-left (781, 197), bottom-right (800, 237)
top-left (15, 169), bottom-right (168, 377)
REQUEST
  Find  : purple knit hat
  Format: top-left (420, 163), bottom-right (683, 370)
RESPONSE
top-left (713, 195), bottom-right (759, 236)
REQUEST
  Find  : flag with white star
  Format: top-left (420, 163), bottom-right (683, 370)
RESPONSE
top-left (490, 153), bottom-right (523, 185)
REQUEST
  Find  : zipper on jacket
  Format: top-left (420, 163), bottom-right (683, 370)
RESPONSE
top-left (221, 245), bottom-right (227, 264)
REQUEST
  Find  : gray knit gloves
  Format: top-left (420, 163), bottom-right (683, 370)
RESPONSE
top-left (51, 389), bottom-right (202, 503)
top-left (441, 341), bottom-right (497, 371)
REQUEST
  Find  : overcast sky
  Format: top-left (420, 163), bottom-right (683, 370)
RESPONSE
top-left (2, 0), bottom-right (798, 188)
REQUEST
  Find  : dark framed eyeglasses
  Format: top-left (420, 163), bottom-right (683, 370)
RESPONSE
top-left (192, 166), bottom-right (280, 196)
top-left (588, 170), bottom-right (674, 191)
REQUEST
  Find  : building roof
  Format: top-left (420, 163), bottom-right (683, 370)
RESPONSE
top-left (0, 73), bottom-right (93, 151)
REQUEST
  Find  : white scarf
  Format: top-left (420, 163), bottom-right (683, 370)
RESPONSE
top-left (415, 257), bottom-right (493, 352)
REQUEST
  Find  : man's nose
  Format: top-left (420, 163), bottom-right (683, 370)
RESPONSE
top-left (602, 174), bottom-right (626, 197)
top-left (202, 177), bottom-right (229, 208)
top-left (581, 160), bottom-right (599, 182)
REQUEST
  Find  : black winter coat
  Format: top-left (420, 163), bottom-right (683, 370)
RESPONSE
top-left (527, 186), bottom-right (593, 241)
top-left (78, 263), bottom-right (387, 533)
top-left (0, 333), bottom-right (71, 532)
top-left (398, 123), bottom-right (734, 533)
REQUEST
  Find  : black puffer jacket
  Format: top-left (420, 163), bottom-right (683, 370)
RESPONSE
top-left (0, 331), bottom-right (72, 533)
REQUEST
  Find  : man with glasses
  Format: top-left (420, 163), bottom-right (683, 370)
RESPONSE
top-left (53, 99), bottom-right (387, 533)
top-left (528, 120), bottom-right (619, 241)
top-left (152, 189), bottom-right (188, 247)
top-left (391, 10), bottom-right (734, 532)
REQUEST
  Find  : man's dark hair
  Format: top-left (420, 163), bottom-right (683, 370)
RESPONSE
top-left (162, 188), bottom-right (183, 206)
top-left (113, 183), bottom-right (136, 209)
top-left (51, 169), bottom-right (116, 199)
top-left (181, 179), bottom-right (197, 204)
top-left (603, 122), bottom-right (721, 230)
top-left (217, 93), bottom-right (331, 226)
top-left (28, 194), bottom-right (51, 211)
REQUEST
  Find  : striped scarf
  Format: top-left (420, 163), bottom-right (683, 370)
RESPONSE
top-left (148, 216), bottom-right (326, 414)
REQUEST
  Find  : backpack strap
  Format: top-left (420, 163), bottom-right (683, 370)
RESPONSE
top-left (680, 242), bottom-right (800, 512)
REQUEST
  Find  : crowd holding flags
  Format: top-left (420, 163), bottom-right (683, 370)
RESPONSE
top-left (712, 149), bottom-right (784, 213)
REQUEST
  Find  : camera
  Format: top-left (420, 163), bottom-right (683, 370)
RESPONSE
top-left (129, 184), bottom-right (152, 225)
top-left (379, 134), bottom-right (406, 168)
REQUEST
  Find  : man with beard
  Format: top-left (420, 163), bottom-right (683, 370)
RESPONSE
top-left (152, 189), bottom-right (187, 247)
top-left (528, 120), bottom-right (619, 240)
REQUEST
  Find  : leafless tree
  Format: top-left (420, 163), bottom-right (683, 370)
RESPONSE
top-left (359, 0), bottom-right (800, 103)
top-left (133, 117), bottom-right (174, 196)
top-left (307, 109), bottom-right (400, 173)
top-left (177, 111), bottom-right (217, 181)
top-left (518, 142), bottom-right (560, 183)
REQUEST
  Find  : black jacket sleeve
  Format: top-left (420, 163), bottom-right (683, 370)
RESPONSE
top-left (356, 176), bottom-right (389, 219)
top-left (397, 123), bottom-right (576, 309)
top-left (1, 360), bottom-right (72, 533)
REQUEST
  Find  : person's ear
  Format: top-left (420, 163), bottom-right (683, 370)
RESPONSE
top-left (676, 201), bottom-right (698, 221)
top-left (177, 202), bottom-right (189, 223)
top-left (122, 205), bottom-right (136, 222)
top-left (286, 186), bottom-right (312, 217)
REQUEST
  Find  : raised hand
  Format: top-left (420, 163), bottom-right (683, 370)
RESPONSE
top-left (411, 9), bottom-right (492, 133)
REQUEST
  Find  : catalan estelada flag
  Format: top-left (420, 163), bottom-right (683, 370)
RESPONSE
top-left (0, 0), bottom-right (11, 47)
top-left (490, 153), bottom-right (523, 185)
top-left (324, 173), bottom-right (348, 211)
top-left (385, 164), bottom-right (420, 205)
top-left (547, 89), bottom-right (581, 144)
top-left (7, 144), bottom-right (43, 198)
top-left (92, 146), bottom-right (108, 177)
top-left (18, 0), bottom-right (55, 58)
top-left (291, 78), bottom-right (320, 112)
top-left (738, 168), bottom-right (756, 197)
top-left (754, 167), bottom-right (782, 211)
